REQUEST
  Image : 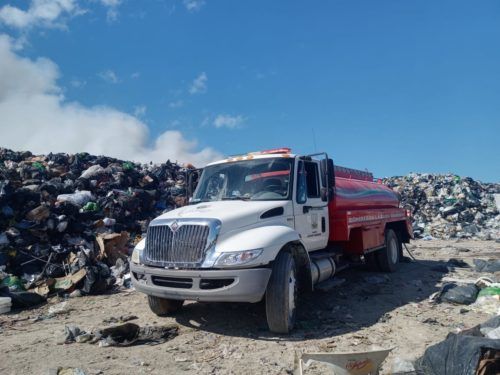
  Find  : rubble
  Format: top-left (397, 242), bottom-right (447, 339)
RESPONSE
top-left (384, 173), bottom-right (500, 240)
top-left (0, 147), bottom-right (194, 307)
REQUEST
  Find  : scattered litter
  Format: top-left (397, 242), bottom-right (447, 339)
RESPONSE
top-left (48, 367), bottom-right (87, 375)
top-left (48, 301), bottom-right (71, 317)
top-left (474, 259), bottom-right (500, 273)
top-left (295, 347), bottom-right (393, 375)
top-left (439, 283), bottom-right (479, 305)
top-left (416, 316), bottom-right (500, 375)
top-left (62, 322), bottom-right (178, 347)
top-left (103, 315), bottom-right (138, 324)
top-left (391, 357), bottom-right (416, 374)
top-left (0, 286), bottom-right (46, 308)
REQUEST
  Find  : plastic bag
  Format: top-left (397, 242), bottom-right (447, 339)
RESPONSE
top-left (440, 283), bottom-right (479, 305)
top-left (57, 191), bottom-right (94, 207)
top-left (474, 259), bottom-right (500, 273)
top-left (416, 316), bottom-right (500, 375)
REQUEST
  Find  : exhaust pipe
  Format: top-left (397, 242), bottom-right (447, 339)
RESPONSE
top-left (311, 257), bottom-right (336, 285)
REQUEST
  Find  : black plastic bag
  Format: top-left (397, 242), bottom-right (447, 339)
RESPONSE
top-left (474, 259), bottom-right (500, 273)
top-left (416, 317), bottom-right (500, 375)
top-left (440, 283), bottom-right (479, 305)
top-left (0, 286), bottom-right (46, 308)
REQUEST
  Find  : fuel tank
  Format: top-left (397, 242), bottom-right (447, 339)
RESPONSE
top-left (330, 177), bottom-right (400, 211)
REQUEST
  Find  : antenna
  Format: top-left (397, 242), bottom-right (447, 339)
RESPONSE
top-left (312, 128), bottom-right (317, 152)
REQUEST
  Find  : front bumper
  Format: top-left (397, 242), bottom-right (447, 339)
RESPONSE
top-left (130, 263), bottom-right (272, 303)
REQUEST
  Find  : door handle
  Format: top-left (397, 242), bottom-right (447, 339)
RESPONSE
top-left (303, 205), bottom-right (328, 214)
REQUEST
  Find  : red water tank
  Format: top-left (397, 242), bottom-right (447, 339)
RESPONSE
top-left (330, 177), bottom-right (400, 211)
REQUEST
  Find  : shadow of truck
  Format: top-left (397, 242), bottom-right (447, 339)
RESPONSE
top-left (172, 259), bottom-right (451, 341)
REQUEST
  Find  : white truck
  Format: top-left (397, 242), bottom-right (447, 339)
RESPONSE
top-left (131, 148), bottom-right (412, 333)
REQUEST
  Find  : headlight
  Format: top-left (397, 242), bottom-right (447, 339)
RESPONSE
top-left (131, 248), bottom-right (142, 264)
top-left (214, 249), bottom-right (263, 267)
top-left (131, 238), bottom-right (146, 264)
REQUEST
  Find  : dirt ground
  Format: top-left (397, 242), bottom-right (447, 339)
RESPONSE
top-left (1, 239), bottom-right (499, 375)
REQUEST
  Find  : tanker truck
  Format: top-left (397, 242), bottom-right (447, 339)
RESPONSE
top-left (131, 148), bottom-right (413, 333)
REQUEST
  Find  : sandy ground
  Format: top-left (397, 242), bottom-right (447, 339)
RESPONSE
top-left (1, 239), bottom-right (499, 375)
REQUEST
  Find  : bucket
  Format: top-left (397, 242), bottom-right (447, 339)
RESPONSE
top-left (295, 347), bottom-right (393, 375)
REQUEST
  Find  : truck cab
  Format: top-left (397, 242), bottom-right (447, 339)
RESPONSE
top-left (131, 148), bottom-right (412, 333)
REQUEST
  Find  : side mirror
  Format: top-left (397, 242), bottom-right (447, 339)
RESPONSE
top-left (320, 158), bottom-right (335, 202)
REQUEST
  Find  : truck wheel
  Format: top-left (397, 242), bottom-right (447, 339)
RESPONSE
top-left (377, 229), bottom-right (400, 272)
top-left (148, 296), bottom-right (184, 316)
top-left (265, 251), bottom-right (297, 334)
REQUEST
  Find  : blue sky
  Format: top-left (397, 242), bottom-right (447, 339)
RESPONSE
top-left (0, 0), bottom-right (499, 181)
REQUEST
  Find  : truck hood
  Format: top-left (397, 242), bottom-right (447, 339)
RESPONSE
top-left (152, 200), bottom-right (289, 232)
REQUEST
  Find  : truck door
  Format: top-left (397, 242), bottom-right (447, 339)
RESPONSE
top-left (294, 159), bottom-right (329, 251)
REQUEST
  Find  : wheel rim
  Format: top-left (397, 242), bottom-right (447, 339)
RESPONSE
top-left (389, 237), bottom-right (398, 264)
top-left (288, 267), bottom-right (296, 322)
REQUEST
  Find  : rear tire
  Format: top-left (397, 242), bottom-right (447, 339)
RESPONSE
top-left (377, 229), bottom-right (400, 272)
top-left (148, 296), bottom-right (184, 316)
top-left (266, 251), bottom-right (297, 334)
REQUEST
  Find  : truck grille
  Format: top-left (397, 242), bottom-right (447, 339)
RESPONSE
top-left (144, 223), bottom-right (211, 266)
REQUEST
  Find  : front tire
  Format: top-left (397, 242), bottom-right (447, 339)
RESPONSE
top-left (148, 296), bottom-right (184, 316)
top-left (377, 229), bottom-right (400, 272)
top-left (265, 251), bottom-right (297, 334)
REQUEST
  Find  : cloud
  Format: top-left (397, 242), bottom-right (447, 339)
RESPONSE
top-left (99, 0), bottom-right (121, 22)
top-left (133, 105), bottom-right (146, 118)
top-left (98, 69), bottom-right (119, 84)
top-left (0, 0), bottom-right (82, 30)
top-left (70, 78), bottom-right (86, 88)
top-left (183, 0), bottom-right (205, 12)
top-left (0, 34), bottom-right (222, 167)
top-left (168, 100), bottom-right (184, 109)
top-left (213, 114), bottom-right (244, 129)
top-left (189, 72), bottom-right (207, 95)
top-left (130, 71), bottom-right (140, 79)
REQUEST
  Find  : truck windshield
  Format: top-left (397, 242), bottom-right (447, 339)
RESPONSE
top-left (192, 158), bottom-right (294, 202)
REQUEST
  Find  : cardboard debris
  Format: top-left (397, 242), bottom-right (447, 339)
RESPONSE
top-left (96, 231), bottom-right (129, 265)
top-left (54, 269), bottom-right (87, 292)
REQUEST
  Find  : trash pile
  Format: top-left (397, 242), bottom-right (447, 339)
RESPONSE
top-left (0, 148), bottom-right (194, 310)
top-left (384, 173), bottom-right (500, 240)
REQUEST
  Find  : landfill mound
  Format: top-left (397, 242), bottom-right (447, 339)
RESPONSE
top-left (1, 148), bottom-right (499, 308)
top-left (384, 173), bottom-right (500, 240)
top-left (0, 148), bottom-right (192, 305)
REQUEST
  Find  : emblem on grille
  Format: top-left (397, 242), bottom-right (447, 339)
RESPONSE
top-left (170, 220), bottom-right (180, 233)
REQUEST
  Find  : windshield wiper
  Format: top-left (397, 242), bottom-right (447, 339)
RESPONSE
top-left (221, 196), bottom-right (250, 201)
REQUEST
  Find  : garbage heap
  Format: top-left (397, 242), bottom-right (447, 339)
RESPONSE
top-left (384, 173), bottom-right (500, 240)
top-left (0, 148), bottom-right (193, 307)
